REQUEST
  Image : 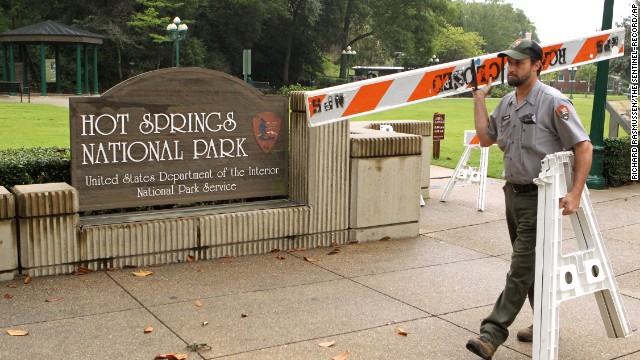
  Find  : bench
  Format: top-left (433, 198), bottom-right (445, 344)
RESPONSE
top-left (0, 81), bottom-right (30, 103)
top-left (251, 81), bottom-right (272, 90)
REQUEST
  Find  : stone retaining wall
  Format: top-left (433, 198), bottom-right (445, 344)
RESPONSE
top-left (0, 93), bottom-right (431, 279)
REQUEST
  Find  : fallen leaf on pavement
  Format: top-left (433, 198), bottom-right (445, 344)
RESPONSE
top-left (395, 326), bottom-right (409, 336)
top-left (332, 350), bottom-right (350, 360)
top-left (6, 284), bottom-right (17, 288)
top-left (73, 266), bottom-right (94, 275)
top-left (202, 321), bottom-right (209, 327)
top-left (132, 269), bottom-right (153, 277)
top-left (195, 299), bottom-right (203, 307)
top-left (327, 247), bottom-right (341, 255)
top-left (275, 256), bottom-right (286, 260)
top-left (23, 276), bottom-right (31, 284)
top-left (3, 293), bottom-right (14, 299)
top-left (317, 341), bottom-right (336, 347)
top-left (303, 257), bottom-right (318, 262)
top-left (186, 255), bottom-right (195, 263)
top-left (154, 354), bottom-right (188, 360)
top-left (379, 236), bottom-right (390, 241)
top-left (269, 248), bottom-right (281, 253)
top-left (45, 298), bottom-right (63, 302)
top-left (144, 326), bottom-right (153, 333)
top-left (241, 313), bottom-right (249, 318)
top-left (7, 329), bottom-right (28, 336)
top-left (219, 259), bottom-right (233, 264)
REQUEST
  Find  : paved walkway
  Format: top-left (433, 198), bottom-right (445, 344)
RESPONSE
top-left (0, 93), bottom-right (77, 107)
top-left (1, 166), bottom-right (639, 359)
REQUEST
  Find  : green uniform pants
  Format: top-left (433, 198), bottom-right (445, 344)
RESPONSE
top-left (480, 183), bottom-right (538, 347)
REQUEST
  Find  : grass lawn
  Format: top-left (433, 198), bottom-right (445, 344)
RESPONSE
top-left (0, 103), bottom-right (70, 149)
top-left (0, 93), bottom-right (628, 180)
top-left (357, 94), bottom-right (628, 179)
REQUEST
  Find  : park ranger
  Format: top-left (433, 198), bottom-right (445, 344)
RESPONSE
top-left (465, 38), bottom-right (593, 359)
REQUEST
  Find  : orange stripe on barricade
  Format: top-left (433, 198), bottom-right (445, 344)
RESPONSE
top-left (407, 66), bottom-right (456, 102)
top-left (468, 58), bottom-right (503, 89)
top-left (469, 135), bottom-right (480, 145)
top-left (342, 80), bottom-right (393, 117)
top-left (573, 34), bottom-right (610, 64)
top-left (307, 95), bottom-right (327, 117)
top-left (541, 44), bottom-right (564, 71)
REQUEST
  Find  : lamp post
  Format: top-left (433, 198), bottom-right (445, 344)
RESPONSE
top-left (428, 55), bottom-right (439, 66)
top-left (342, 46), bottom-right (356, 82)
top-left (568, 66), bottom-right (577, 99)
top-left (166, 17), bottom-right (188, 67)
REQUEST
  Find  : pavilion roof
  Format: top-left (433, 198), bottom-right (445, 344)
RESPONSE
top-left (0, 20), bottom-right (103, 44)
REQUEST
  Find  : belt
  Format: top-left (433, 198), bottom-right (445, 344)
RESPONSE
top-left (507, 182), bottom-right (538, 193)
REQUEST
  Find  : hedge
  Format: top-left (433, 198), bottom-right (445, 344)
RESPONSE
top-left (0, 147), bottom-right (71, 190)
top-left (603, 136), bottom-right (636, 188)
top-left (0, 140), bottom-right (635, 191)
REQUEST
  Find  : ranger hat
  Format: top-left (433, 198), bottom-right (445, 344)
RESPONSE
top-left (498, 38), bottom-right (543, 61)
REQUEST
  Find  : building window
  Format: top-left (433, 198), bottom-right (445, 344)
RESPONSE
top-left (558, 74), bottom-right (565, 82)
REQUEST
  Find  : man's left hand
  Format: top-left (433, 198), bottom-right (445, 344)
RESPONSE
top-left (559, 192), bottom-right (581, 215)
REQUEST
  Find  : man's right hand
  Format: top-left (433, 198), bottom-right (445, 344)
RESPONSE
top-left (473, 77), bottom-right (493, 99)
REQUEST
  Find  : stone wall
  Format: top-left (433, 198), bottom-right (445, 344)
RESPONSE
top-left (0, 93), bottom-right (431, 279)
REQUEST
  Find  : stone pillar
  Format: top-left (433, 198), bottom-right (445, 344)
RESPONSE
top-left (13, 183), bottom-right (80, 277)
top-left (348, 122), bottom-right (424, 242)
top-left (0, 186), bottom-right (17, 281)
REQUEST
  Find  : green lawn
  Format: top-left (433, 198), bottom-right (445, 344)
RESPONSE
top-left (0, 94), bottom-right (627, 180)
top-left (0, 103), bottom-right (70, 149)
top-left (357, 95), bottom-right (628, 179)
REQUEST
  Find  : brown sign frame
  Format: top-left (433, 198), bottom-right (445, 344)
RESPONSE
top-left (70, 68), bottom-right (289, 211)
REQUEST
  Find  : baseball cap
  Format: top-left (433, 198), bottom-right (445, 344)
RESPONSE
top-left (498, 39), bottom-right (543, 61)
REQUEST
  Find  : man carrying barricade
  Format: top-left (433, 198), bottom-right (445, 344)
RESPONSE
top-left (465, 38), bottom-right (593, 359)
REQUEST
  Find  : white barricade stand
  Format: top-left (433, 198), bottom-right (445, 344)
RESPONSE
top-left (440, 130), bottom-right (494, 211)
top-left (532, 151), bottom-right (632, 360)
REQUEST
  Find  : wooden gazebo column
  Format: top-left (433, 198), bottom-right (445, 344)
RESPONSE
top-left (93, 45), bottom-right (99, 94)
top-left (40, 42), bottom-right (46, 96)
top-left (76, 43), bottom-right (82, 95)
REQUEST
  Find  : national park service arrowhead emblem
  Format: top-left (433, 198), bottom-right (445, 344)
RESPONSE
top-left (252, 112), bottom-right (282, 153)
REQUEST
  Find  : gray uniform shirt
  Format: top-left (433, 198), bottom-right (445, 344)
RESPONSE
top-left (486, 80), bottom-right (590, 185)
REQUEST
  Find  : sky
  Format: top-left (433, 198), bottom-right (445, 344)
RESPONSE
top-left (504, 0), bottom-right (632, 44)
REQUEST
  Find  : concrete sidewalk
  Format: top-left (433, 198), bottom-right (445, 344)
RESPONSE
top-left (1, 167), bottom-right (639, 359)
top-left (0, 93), bottom-right (77, 107)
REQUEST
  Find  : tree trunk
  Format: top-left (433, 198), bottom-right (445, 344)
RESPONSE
top-left (339, 0), bottom-right (356, 80)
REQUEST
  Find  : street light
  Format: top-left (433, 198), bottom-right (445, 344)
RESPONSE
top-left (428, 55), bottom-right (439, 66)
top-left (342, 46), bottom-right (356, 82)
top-left (166, 17), bottom-right (188, 67)
top-left (568, 66), bottom-right (577, 99)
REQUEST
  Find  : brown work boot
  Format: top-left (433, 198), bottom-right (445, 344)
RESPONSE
top-left (517, 324), bottom-right (533, 342)
top-left (466, 335), bottom-right (496, 359)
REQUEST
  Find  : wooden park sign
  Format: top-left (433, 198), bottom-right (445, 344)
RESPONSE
top-left (70, 68), bottom-right (289, 211)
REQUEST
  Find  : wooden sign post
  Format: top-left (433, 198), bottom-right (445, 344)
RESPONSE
top-left (432, 112), bottom-right (445, 159)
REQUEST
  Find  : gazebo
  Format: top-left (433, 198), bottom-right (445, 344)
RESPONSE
top-left (0, 20), bottom-right (103, 96)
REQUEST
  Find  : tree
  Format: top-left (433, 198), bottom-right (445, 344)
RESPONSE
top-left (454, 0), bottom-right (538, 52)
top-left (431, 25), bottom-right (485, 64)
top-left (282, 0), bottom-right (321, 84)
top-left (610, 2), bottom-right (634, 83)
top-left (576, 63), bottom-right (597, 95)
top-left (127, 0), bottom-right (185, 69)
top-left (332, 0), bottom-right (452, 79)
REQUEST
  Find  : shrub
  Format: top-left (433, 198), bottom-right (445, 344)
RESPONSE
top-left (0, 147), bottom-right (71, 190)
top-left (490, 83), bottom-right (512, 98)
top-left (603, 136), bottom-right (636, 187)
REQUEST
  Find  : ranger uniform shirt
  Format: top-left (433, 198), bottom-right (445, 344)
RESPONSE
top-left (486, 80), bottom-right (590, 185)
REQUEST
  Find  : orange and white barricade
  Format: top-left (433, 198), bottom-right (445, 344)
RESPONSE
top-left (304, 29), bottom-right (625, 127)
top-left (440, 130), bottom-right (494, 211)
